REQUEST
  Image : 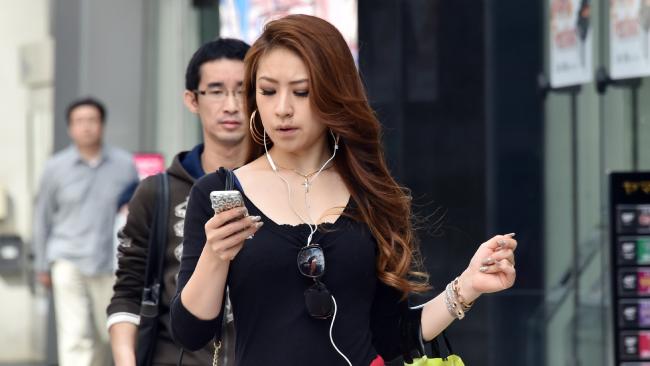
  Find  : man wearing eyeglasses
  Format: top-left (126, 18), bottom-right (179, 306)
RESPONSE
top-left (107, 38), bottom-right (251, 366)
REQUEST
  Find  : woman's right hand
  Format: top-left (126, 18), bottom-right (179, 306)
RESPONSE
top-left (205, 206), bottom-right (263, 261)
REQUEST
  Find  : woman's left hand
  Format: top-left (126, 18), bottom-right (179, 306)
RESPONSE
top-left (459, 234), bottom-right (517, 302)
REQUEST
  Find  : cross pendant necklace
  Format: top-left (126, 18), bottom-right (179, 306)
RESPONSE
top-left (277, 164), bottom-right (333, 194)
top-left (302, 178), bottom-right (312, 193)
top-left (294, 170), bottom-right (319, 193)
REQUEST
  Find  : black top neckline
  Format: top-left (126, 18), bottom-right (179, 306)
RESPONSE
top-left (171, 170), bottom-right (408, 365)
top-left (232, 172), bottom-right (353, 231)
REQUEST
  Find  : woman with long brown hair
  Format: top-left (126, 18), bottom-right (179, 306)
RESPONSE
top-left (170, 14), bottom-right (517, 366)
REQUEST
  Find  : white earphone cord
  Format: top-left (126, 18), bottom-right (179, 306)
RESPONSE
top-left (264, 130), bottom-right (339, 246)
top-left (302, 132), bottom-right (338, 243)
top-left (264, 130), bottom-right (350, 365)
top-left (330, 296), bottom-right (352, 366)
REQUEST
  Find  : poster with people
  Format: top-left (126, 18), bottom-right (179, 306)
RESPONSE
top-left (548, 0), bottom-right (593, 87)
top-left (610, 0), bottom-right (650, 79)
top-left (219, 0), bottom-right (358, 62)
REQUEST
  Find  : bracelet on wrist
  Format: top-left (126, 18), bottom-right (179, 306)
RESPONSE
top-left (444, 282), bottom-right (465, 320)
top-left (452, 276), bottom-right (475, 312)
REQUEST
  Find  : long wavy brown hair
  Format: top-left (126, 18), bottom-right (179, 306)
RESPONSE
top-left (243, 14), bottom-right (429, 297)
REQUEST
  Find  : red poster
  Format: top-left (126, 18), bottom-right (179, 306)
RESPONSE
top-left (133, 153), bottom-right (165, 181)
top-left (639, 269), bottom-right (650, 295)
top-left (640, 331), bottom-right (650, 358)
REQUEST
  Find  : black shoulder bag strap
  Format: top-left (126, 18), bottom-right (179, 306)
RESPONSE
top-left (137, 172), bottom-right (170, 366)
top-left (177, 168), bottom-right (234, 366)
top-left (430, 330), bottom-right (455, 360)
top-left (219, 167), bottom-right (235, 190)
top-left (400, 301), bottom-right (458, 363)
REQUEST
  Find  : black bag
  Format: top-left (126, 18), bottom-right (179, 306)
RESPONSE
top-left (136, 173), bottom-right (170, 366)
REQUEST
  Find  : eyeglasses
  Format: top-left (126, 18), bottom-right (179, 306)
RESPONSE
top-left (297, 244), bottom-right (334, 319)
top-left (194, 88), bottom-right (243, 103)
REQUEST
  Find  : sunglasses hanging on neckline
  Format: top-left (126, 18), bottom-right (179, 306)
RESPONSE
top-left (297, 243), bottom-right (334, 319)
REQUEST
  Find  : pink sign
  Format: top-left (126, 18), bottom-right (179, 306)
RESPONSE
top-left (639, 269), bottom-right (650, 295)
top-left (133, 153), bottom-right (165, 180)
top-left (640, 331), bottom-right (650, 358)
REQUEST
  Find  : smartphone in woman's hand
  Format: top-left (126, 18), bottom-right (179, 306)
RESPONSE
top-left (209, 190), bottom-right (255, 241)
top-left (210, 191), bottom-right (244, 215)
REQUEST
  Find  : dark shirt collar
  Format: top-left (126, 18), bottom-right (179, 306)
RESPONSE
top-left (181, 143), bottom-right (206, 180)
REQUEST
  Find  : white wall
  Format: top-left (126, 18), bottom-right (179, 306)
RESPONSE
top-left (0, 0), bottom-right (52, 362)
top-left (0, 1), bottom-right (52, 239)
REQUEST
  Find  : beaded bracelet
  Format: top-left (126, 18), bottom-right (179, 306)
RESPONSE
top-left (444, 282), bottom-right (465, 320)
top-left (443, 277), bottom-right (476, 320)
top-left (452, 277), bottom-right (475, 312)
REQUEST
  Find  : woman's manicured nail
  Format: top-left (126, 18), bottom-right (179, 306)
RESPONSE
top-left (482, 258), bottom-right (494, 266)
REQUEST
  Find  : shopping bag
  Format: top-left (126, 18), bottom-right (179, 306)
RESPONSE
top-left (404, 331), bottom-right (465, 366)
top-left (405, 354), bottom-right (465, 366)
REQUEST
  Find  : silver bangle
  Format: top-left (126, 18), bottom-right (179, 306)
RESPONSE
top-left (444, 284), bottom-right (456, 318)
top-left (445, 282), bottom-right (465, 320)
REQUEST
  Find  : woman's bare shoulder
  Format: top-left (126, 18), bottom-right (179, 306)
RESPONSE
top-left (235, 156), bottom-right (266, 175)
top-left (234, 157), bottom-right (276, 185)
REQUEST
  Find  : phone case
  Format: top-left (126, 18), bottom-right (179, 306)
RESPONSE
top-left (210, 190), bottom-right (244, 214)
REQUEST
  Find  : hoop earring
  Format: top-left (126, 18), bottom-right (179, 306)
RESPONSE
top-left (249, 110), bottom-right (265, 145)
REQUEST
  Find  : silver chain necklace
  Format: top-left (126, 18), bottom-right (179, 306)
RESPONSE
top-left (264, 130), bottom-right (339, 246)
